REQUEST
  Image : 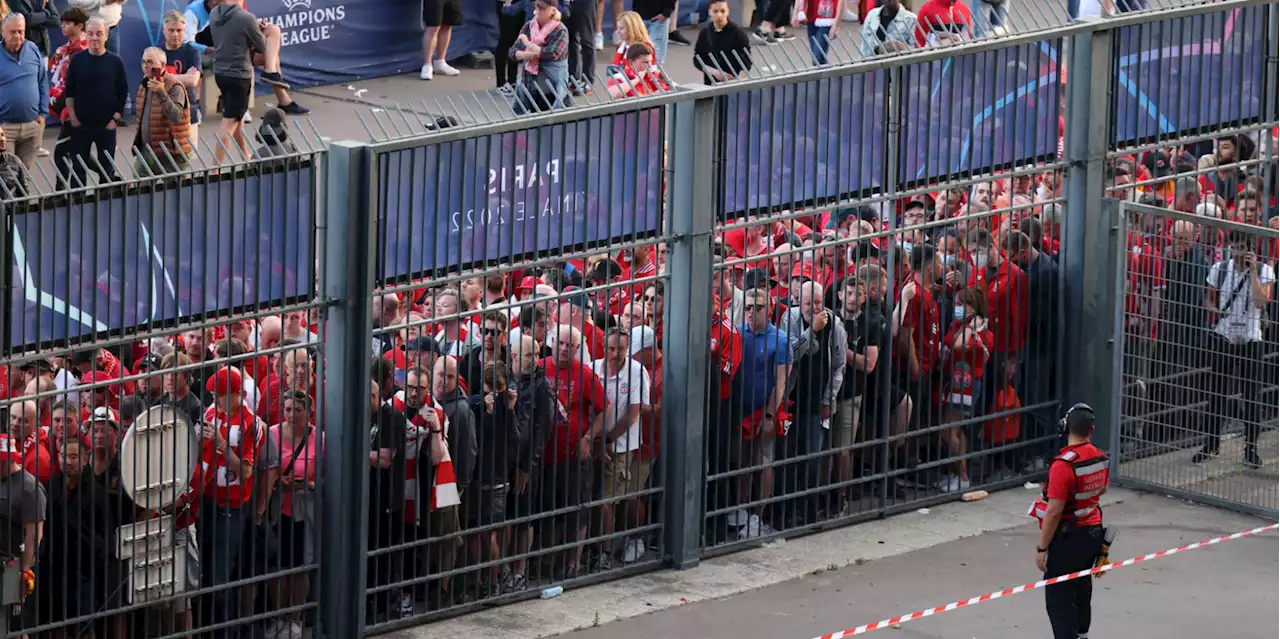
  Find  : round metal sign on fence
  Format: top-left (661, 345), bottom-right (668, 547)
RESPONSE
top-left (119, 405), bottom-right (199, 511)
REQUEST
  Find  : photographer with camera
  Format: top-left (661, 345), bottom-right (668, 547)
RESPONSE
top-left (1196, 225), bottom-right (1276, 469)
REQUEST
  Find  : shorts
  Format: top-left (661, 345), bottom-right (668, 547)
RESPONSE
top-left (425, 504), bottom-right (460, 538)
top-left (729, 426), bottom-right (776, 470)
top-left (215, 75), bottom-right (252, 120)
top-left (422, 0), bottom-right (463, 27)
top-left (277, 515), bottom-right (309, 568)
top-left (602, 451), bottom-right (651, 497)
top-left (506, 469), bottom-right (539, 520)
top-left (463, 483), bottom-right (510, 528)
top-left (539, 460), bottom-right (592, 532)
top-left (832, 396), bottom-right (863, 448)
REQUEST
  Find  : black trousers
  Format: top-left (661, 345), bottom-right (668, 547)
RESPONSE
top-left (566, 0), bottom-right (597, 84)
top-left (1044, 524), bottom-right (1103, 639)
top-left (366, 509), bottom-right (406, 617)
top-left (55, 124), bottom-right (119, 188)
top-left (1203, 335), bottom-right (1271, 453)
top-left (494, 1), bottom-right (525, 88)
top-left (759, 0), bottom-right (793, 26)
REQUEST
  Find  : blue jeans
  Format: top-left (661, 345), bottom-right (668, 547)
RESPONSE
top-left (967, 0), bottom-right (1010, 36)
top-left (197, 501), bottom-right (248, 638)
top-left (807, 23), bottom-right (831, 66)
top-left (645, 19), bottom-right (670, 66)
top-left (106, 24), bottom-right (121, 55)
top-left (779, 412), bottom-right (827, 522)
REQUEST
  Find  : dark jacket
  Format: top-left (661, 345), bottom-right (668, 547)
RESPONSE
top-left (632, 0), bottom-right (676, 21)
top-left (438, 386), bottom-right (478, 488)
top-left (513, 367), bottom-right (553, 474)
top-left (459, 346), bottom-right (509, 397)
top-left (8, 0), bottom-right (54, 55)
top-left (467, 390), bottom-right (522, 486)
top-left (693, 20), bottom-right (753, 85)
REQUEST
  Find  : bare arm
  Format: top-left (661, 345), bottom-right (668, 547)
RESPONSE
top-left (22, 521), bottom-right (42, 571)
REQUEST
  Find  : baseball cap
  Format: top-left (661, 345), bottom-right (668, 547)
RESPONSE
top-left (629, 325), bottom-right (657, 356)
top-left (1143, 151), bottom-right (1171, 178)
top-left (206, 367), bottom-right (244, 396)
top-left (790, 261), bottom-right (816, 282)
top-left (517, 276), bottom-right (543, 292)
top-left (742, 268), bottom-right (779, 290)
top-left (83, 406), bottom-right (121, 430)
top-left (405, 336), bottom-right (444, 355)
top-left (136, 353), bottom-right (164, 372)
top-left (587, 259), bottom-right (624, 283)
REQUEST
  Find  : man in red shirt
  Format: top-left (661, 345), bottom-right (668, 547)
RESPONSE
top-left (541, 325), bottom-right (609, 575)
top-left (606, 42), bottom-right (670, 99)
top-left (197, 366), bottom-right (264, 632)
top-left (893, 244), bottom-right (943, 459)
top-left (966, 228), bottom-right (1029, 414)
top-left (914, 0), bottom-right (972, 46)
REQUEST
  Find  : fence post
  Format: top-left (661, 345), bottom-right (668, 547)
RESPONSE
top-left (318, 140), bottom-right (376, 637)
top-left (1061, 29), bottom-right (1119, 448)
top-left (662, 94), bottom-right (717, 569)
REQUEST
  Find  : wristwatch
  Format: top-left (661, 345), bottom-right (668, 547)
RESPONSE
top-left (1036, 546), bottom-right (1048, 553)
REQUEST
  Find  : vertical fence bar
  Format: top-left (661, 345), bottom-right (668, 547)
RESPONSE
top-left (319, 140), bottom-right (376, 636)
top-left (1062, 29), bottom-right (1118, 446)
top-left (663, 94), bottom-right (717, 569)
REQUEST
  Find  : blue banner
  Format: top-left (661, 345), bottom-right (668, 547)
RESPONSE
top-left (898, 39), bottom-right (1063, 185)
top-left (377, 109), bottom-right (665, 282)
top-left (722, 72), bottom-right (889, 215)
top-left (1112, 5), bottom-right (1269, 144)
top-left (8, 168), bottom-right (316, 349)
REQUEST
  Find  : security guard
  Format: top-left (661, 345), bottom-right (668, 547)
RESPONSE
top-left (1031, 403), bottom-right (1110, 639)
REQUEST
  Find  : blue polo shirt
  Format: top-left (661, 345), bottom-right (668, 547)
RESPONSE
top-left (738, 323), bottom-right (793, 412)
top-left (0, 40), bottom-right (49, 124)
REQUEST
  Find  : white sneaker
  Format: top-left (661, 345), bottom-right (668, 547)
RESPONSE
top-left (725, 509), bottom-right (748, 526)
top-left (242, 112), bottom-right (253, 123)
top-left (842, 8), bottom-right (859, 21)
top-left (623, 539), bottom-right (645, 564)
top-left (594, 32), bottom-right (604, 50)
top-left (433, 60), bottom-right (461, 76)
top-left (400, 590), bottom-right (415, 617)
top-left (419, 63), bottom-right (433, 80)
top-left (738, 514), bottom-right (762, 540)
top-left (36, 147), bottom-right (49, 157)
top-left (287, 621), bottom-right (305, 639)
top-left (937, 475), bottom-right (960, 493)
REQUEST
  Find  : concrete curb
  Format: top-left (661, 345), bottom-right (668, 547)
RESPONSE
top-left (383, 486), bottom-right (1136, 639)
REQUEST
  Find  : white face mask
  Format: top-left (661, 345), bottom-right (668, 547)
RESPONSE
top-left (953, 306), bottom-right (966, 321)
top-left (942, 254), bottom-right (957, 267)
top-left (973, 253), bottom-right (989, 270)
top-left (901, 241), bottom-right (915, 254)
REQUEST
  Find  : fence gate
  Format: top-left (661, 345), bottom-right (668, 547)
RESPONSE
top-left (1113, 201), bottom-right (1279, 519)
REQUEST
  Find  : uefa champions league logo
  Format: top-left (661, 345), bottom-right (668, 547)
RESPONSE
top-left (282, 0), bottom-right (310, 11)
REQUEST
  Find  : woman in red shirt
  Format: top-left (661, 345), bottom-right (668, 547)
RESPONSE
top-left (610, 11), bottom-right (653, 73)
top-left (940, 287), bottom-right (992, 493)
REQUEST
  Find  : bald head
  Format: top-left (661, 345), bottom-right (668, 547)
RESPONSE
top-left (259, 316), bottom-right (283, 349)
top-left (432, 355), bottom-right (459, 396)
top-left (799, 280), bottom-right (824, 320)
top-left (9, 400), bottom-right (37, 438)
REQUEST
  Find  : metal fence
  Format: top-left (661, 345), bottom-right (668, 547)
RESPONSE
top-left (0, 1), bottom-right (1275, 637)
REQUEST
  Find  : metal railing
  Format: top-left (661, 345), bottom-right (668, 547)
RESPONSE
top-left (0, 1), bottom-right (1274, 637)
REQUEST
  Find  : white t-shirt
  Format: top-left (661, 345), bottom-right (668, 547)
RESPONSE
top-left (591, 358), bottom-right (651, 454)
top-left (1207, 259), bottom-right (1276, 343)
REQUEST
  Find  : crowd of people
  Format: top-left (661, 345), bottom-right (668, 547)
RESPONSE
top-left (0, 122), bottom-right (1273, 636)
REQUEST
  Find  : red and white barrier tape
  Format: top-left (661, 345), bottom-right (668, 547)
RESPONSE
top-left (812, 522), bottom-right (1280, 639)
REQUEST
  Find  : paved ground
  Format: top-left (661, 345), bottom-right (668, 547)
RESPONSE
top-left (560, 493), bottom-right (1278, 639)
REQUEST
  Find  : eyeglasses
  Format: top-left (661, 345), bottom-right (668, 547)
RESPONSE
top-left (483, 327), bottom-right (501, 336)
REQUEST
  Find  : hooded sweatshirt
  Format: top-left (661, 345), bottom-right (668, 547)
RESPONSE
top-left (209, 2), bottom-right (266, 80)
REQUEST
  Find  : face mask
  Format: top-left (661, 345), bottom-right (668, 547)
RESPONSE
top-left (901, 241), bottom-right (915, 254)
top-left (973, 253), bottom-right (989, 270)
top-left (942, 254), bottom-right (957, 267)
top-left (953, 306), bottom-right (966, 321)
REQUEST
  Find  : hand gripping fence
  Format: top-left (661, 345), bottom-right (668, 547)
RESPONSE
top-left (810, 523), bottom-right (1280, 639)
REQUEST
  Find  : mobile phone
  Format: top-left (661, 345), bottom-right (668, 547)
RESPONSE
top-left (150, 67), bottom-right (163, 80)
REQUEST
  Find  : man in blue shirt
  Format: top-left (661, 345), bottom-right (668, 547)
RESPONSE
top-left (732, 287), bottom-right (792, 539)
top-left (0, 14), bottom-right (49, 170)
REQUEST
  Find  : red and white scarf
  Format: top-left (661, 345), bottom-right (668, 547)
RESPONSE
top-left (387, 391), bottom-right (460, 523)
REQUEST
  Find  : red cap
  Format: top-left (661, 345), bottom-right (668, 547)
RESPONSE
top-left (0, 434), bottom-right (21, 464)
top-left (518, 276), bottom-right (542, 292)
top-left (790, 261), bottom-right (815, 281)
top-left (206, 367), bottom-right (244, 396)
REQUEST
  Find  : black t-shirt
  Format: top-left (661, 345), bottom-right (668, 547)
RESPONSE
top-left (369, 404), bottom-right (407, 514)
top-left (841, 304), bottom-right (887, 400)
top-left (0, 469), bottom-right (45, 560)
top-left (163, 43), bottom-right (203, 125)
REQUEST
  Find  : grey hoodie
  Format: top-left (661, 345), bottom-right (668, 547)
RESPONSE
top-left (209, 2), bottom-right (266, 80)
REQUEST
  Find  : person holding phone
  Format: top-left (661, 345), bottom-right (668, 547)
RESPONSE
top-left (1197, 230), bottom-right (1276, 468)
top-left (269, 390), bottom-right (321, 637)
top-left (133, 46), bottom-right (191, 173)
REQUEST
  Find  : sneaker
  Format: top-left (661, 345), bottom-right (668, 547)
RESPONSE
top-left (260, 71), bottom-right (291, 90)
top-left (594, 32), bottom-right (604, 50)
top-left (958, 478), bottom-right (972, 491)
top-left (592, 553), bottom-right (613, 572)
top-left (669, 30), bottom-right (692, 45)
top-left (622, 539), bottom-right (645, 564)
top-left (36, 147), bottom-right (49, 157)
top-left (772, 29), bottom-right (797, 41)
top-left (280, 102), bottom-right (310, 115)
top-left (1191, 449), bottom-right (1216, 464)
top-left (242, 112), bottom-right (253, 124)
top-left (841, 8), bottom-right (859, 21)
top-left (399, 590), bottom-right (415, 618)
top-left (420, 63), bottom-right (433, 80)
top-left (502, 572), bottom-right (527, 593)
top-left (725, 509), bottom-right (748, 526)
top-left (1244, 450), bottom-right (1264, 470)
top-left (752, 28), bottom-right (775, 44)
top-left (936, 475), bottom-right (961, 493)
top-left (287, 621), bottom-right (305, 639)
top-left (433, 60), bottom-right (462, 76)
